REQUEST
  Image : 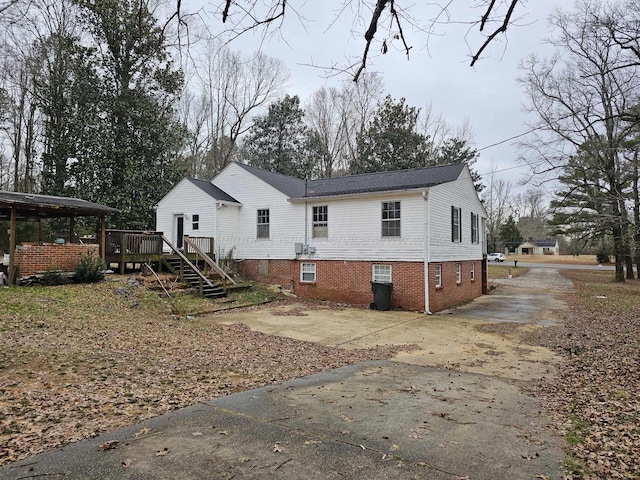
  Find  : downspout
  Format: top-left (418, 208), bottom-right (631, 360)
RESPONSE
top-left (422, 189), bottom-right (432, 314)
top-left (304, 179), bottom-right (308, 251)
top-left (215, 202), bottom-right (221, 263)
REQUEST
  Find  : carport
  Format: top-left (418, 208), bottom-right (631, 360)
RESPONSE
top-left (0, 191), bottom-right (119, 284)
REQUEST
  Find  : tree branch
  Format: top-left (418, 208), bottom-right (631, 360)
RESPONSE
top-left (470, 0), bottom-right (519, 67)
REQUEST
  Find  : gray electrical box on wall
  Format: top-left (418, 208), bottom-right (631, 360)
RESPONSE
top-left (295, 243), bottom-right (304, 254)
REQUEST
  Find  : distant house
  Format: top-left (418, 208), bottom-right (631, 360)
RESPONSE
top-left (155, 162), bottom-right (487, 313)
top-left (517, 239), bottom-right (559, 255)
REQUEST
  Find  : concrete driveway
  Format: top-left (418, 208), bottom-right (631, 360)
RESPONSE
top-left (0, 269), bottom-right (569, 480)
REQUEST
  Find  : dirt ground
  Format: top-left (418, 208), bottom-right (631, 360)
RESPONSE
top-left (209, 292), bottom-right (563, 383)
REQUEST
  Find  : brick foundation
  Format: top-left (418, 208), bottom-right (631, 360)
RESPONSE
top-left (238, 259), bottom-right (483, 313)
top-left (14, 243), bottom-right (99, 277)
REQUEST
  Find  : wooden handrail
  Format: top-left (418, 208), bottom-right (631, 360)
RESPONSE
top-left (160, 235), bottom-right (217, 290)
top-left (183, 237), bottom-right (236, 286)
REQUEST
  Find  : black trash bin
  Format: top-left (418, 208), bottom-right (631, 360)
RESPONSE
top-left (370, 281), bottom-right (392, 311)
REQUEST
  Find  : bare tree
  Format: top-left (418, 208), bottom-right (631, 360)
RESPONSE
top-left (419, 101), bottom-right (475, 152)
top-left (211, 1), bottom-right (525, 81)
top-left (513, 187), bottom-right (549, 240)
top-left (304, 86), bottom-right (349, 178)
top-left (182, 39), bottom-right (289, 178)
top-left (339, 71), bottom-right (385, 170)
top-left (482, 164), bottom-right (515, 253)
top-left (519, 0), bottom-right (640, 281)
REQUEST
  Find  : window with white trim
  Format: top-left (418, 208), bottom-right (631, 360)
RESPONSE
top-left (192, 214), bottom-right (200, 231)
top-left (471, 262), bottom-right (476, 281)
top-left (435, 265), bottom-right (442, 288)
top-left (451, 206), bottom-right (462, 242)
top-left (312, 205), bottom-right (328, 238)
top-left (470, 212), bottom-right (479, 244)
top-left (456, 263), bottom-right (462, 284)
top-left (301, 262), bottom-right (316, 282)
top-left (372, 264), bottom-right (392, 283)
top-left (257, 209), bottom-right (270, 239)
top-left (382, 201), bottom-right (401, 237)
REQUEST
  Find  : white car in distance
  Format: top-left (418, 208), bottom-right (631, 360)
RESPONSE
top-left (487, 253), bottom-right (506, 262)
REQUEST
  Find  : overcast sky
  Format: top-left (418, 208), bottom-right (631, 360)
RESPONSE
top-left (194, 1), bottom-right (566, 190)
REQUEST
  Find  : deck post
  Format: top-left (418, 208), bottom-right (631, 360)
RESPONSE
top-left (100, 216), bottom-right (106, 262)
top-left (8, 205), bottom-right (16, 284)
top-left (69, 216), bottom-right (75, 242)
top-left (119, 232), bottom-right (126, 274)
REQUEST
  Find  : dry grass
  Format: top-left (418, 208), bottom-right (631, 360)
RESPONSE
top-left (0, 276), bottom-right (404, 465)
top-left (507, 254), bottom-right (602, 265)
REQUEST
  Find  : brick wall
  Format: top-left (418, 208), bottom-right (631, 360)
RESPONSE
top-left (237, 259), bottom-right (295, 291)
top-left (428, 260), bottom-right (483, 313)
top-left (238, 258), bottom-right (483, 313)
top-left (14, 243), bottom-right (99, 277)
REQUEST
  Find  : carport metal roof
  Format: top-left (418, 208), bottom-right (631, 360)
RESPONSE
top-left (0, 191), bottom-right (119, 220)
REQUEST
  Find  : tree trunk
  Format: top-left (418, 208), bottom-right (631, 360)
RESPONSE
top-left (633, 149), bottom-right (640, 279)
top-left (613, 224), bottom-right (626, 282)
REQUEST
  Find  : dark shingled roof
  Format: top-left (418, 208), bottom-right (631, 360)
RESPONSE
top-left (0, 190), bottom-right (119, 220)
top-left (529, 239), bottom-right (557, 247)
top-left (235, 163), bottom-right (307, 197)
top-left (235, 162), bottom-right (465, 199)
top-left (187, 178), bottom-right (240, 204)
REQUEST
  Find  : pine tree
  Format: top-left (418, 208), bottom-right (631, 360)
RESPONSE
top-left (244, 95), bottom-right (314, 178)
top-left (350, 96), bottom-right (432, 174)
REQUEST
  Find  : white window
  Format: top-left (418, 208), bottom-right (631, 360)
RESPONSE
top-left (471, 262), bottom-right (476, 281)
top-left (456, 263), bottom-right (462, 284)
top-left (257, 209), bottom-right (270, 239)
top-left (301, 262), bottom-right (316, 282)
top-left (312, 205), bottom-right (328, 238)
top-left (382, 201), bottom-right (401, 237)
top-left (435, 264), bottom-right (442, 288)
top-left (192, 214), bottom-right (200, 231)
top-left (372, 264), bottom-right (392, 283)
top-left (470, 212), bottom-right (479, 244)
top-left (452, 206), bottom-right (462, 242)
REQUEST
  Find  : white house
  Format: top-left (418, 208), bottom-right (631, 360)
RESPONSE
top-left (156, 162), bottom-right (487, 313)
top-left (516, 239), bottom-right (559, 256)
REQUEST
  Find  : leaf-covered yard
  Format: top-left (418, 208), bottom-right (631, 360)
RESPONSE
top-left (526, 270), bottom-right (640, 479)
top-left (0, 277), bottom-right (402, 465)
top-left (1, 270), bottom-right (639, 479)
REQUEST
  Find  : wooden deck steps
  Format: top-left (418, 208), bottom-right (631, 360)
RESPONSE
top-left (163, 257), bottom-right (226, 299)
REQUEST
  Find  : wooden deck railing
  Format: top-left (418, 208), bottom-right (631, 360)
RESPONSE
top-left (183, 236), bottom-right (236, 286)
top-left (105, 230), bottom-right (163, 256)
top-left (184, 236), bottom-right (214, 255)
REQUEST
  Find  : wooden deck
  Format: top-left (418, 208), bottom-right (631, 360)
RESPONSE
top-left (104, 230), bottom-right (216, 273)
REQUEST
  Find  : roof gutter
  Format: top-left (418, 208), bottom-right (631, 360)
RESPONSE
top-left (288, 187), bottom-right (434, 203)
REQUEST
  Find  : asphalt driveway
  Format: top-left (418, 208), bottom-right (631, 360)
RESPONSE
top-left (0, 268), bottom-right (569, 480)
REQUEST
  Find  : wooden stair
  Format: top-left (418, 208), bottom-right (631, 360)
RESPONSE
top-left (164, 257), bottom-right (226, 299)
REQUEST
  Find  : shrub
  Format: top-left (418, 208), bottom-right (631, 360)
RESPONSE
top-left (41, 268), bottom-right (66, 286)
top-left (75, 254), bottom-right (106, 283)
top-left (596, 250), bottom-right (611, 264)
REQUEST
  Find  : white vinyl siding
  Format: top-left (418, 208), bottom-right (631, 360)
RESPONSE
top-left (428, 171), bottom-right (486, 263)
top-left (373, 264), bottom-right (392, 283)
top-left (155, 179), bottom-right (219, 253)
top-left (301, 262), bottom-right (316, 282)
top-left (212, 163), bottom-right (306, 260)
